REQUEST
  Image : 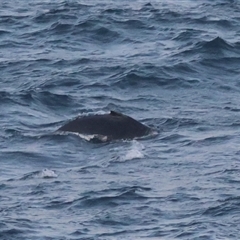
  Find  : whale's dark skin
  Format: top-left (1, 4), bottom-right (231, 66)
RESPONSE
top-left (58, 111), bottom-right (151, 141)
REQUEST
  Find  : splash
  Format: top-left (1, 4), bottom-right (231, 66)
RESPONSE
top-left (123, 140), bottom-right (144, 161)
top-left (40, 168), bottom-right (58, 178)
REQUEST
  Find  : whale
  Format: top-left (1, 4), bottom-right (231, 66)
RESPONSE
top-left (58, 111), bottom-right (152, 141)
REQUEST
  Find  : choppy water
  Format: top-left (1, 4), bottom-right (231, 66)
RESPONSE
top-left (1, 0), bottom-right (240, 239)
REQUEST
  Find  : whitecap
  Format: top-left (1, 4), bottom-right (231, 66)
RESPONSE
top-left (40, 168), bottom-right (58, 178)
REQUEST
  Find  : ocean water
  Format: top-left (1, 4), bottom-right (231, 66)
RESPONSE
top-left (1, 0), bottom-right (240, 239)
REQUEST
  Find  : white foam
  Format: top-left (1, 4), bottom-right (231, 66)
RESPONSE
top-left (57, 129), bottom-right (108, 142)
top-left (122, 140), bottom-right (144, 161)
top-left (40, 169), bottom-right (58, 178)
top-left (77, 110), bottom-right (108, 117)
top-left (68, 132), bottom-right (108, 142)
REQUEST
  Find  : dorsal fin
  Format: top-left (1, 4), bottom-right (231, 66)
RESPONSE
top-left (110, 111), bottom-right (123, 117)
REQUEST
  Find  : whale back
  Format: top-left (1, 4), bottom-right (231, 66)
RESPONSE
top-left (58, 111), bottom-right (151, 140)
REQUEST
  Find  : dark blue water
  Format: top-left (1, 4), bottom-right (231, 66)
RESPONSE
top-left (1, 0), bottom-right (240, 239)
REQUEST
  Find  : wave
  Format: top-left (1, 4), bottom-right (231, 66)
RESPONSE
top-left (203, 196), bottom-right (240, 217)
top-left (199, 36), bottom-right (234, 52)
top-left (79, 186), bottom-right (151, 208)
